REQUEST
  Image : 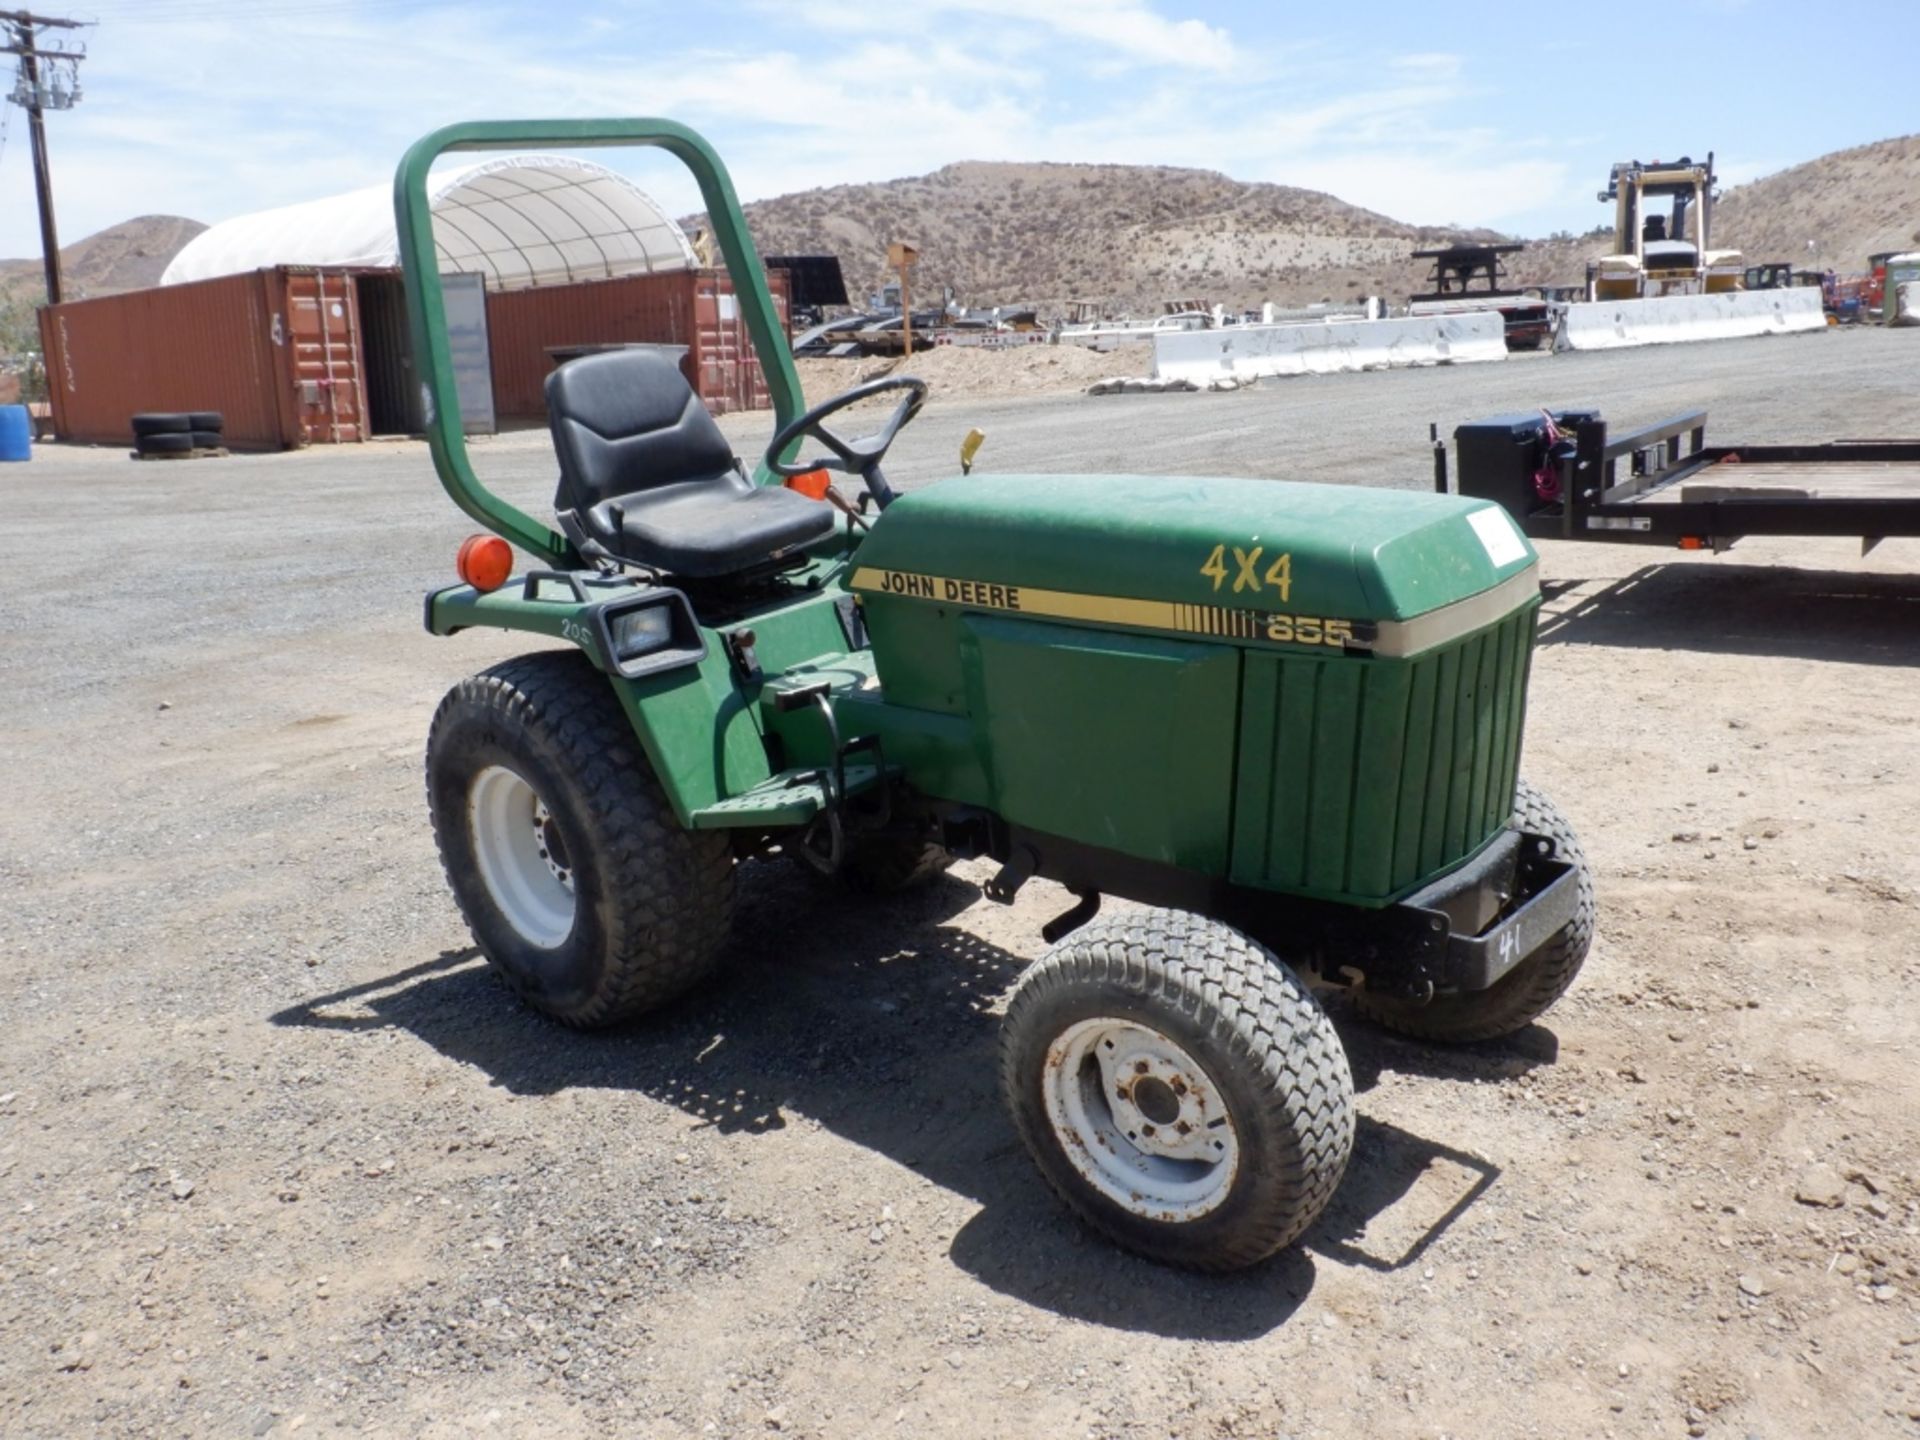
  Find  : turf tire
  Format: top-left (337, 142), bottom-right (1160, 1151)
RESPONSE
top-left (1001, 908), bottom-right (1355, 1271)
top-left (186, 411), bottom-right (223, 432)
top-left (189, 431), bottom-right (225, 451)
top-left (1353, 778), bottom-right (1595, 1043)
top-left (130, 412), bottom-right (190, 437)
top-left (426, 650), bottom-right (734, 1028)
top-left (136, 432), bottom-right (193, 456)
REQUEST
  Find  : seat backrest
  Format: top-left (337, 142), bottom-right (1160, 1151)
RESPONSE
top-left (545, 349), bottom-right (737, 510)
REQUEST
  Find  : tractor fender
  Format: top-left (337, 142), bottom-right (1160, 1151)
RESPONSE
top-left (426, 571), bottom-right (869, 828)
top-left (424, 575), bottom-right (799, 829)
top-left (425, 573), bottom-right (707, 681)
top-left (426, 581), bottom-right (611, 670)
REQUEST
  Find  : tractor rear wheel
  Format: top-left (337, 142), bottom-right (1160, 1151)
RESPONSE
top-left (1000, 908), bottom-right (1354, 1271)
top-left (1354, 778), bottom-right (1595, 1044)
top-left (426, 650), bottom-right (734, 1028)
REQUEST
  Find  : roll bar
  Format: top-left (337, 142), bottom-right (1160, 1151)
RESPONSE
top-left (393, 119), bottom-right (804, 567)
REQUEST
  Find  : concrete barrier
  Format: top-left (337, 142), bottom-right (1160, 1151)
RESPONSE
top-left (1154, 312), bottom-right (1506, 384)
top-left (1555, 288), bottom-right (1826, 351)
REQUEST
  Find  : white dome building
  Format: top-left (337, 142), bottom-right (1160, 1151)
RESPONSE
top-left (161, 155), bottom-right (696, 290)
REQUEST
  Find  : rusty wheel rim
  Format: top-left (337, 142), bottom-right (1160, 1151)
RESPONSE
top-left (1041, 1017), bottom-right (1240, 1221)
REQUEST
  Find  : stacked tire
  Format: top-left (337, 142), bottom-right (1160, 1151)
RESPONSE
top-left (131, 412), bottom-right (224, 458)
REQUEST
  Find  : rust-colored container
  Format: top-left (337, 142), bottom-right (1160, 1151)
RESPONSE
top-left (38, 267), bottom-right (374, 449)
top-left (266, 268), bottom-right (368, 444)
top-left (486, 268), bottom-right (788, 420)
top-left (40, 271), bottom-right (288, 448)
top-left (38, 263), bottom-right (781, 449)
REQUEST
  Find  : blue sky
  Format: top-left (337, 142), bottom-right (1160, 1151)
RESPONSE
top-left (2, 0), bottom-right (1913, 264)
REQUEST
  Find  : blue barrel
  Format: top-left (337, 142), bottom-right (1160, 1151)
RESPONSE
top-left (0, 405), bottom-right (32, 462)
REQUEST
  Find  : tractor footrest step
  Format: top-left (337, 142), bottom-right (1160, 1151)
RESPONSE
top-left (689, 763), bottom-right (882, 829)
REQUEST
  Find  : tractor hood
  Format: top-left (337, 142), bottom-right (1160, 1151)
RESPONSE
top-left (848, 474), bottom-right (1537, 657)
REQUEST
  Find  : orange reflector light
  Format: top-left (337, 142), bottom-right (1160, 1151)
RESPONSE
top-left (785, 468), bottom-right (832, 501)
top-left (456, 534), bottom-right (513, 592)
top-left (1678, 536), bottom-right (1706, 551)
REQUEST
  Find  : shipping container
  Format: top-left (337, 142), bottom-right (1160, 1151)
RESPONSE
top-left (39, 270), bottom-right (293, 449)
top-left (485, 268), bottom-right (789, 420)
top-left (268, 268), bottom-right (368, 444)
top-left (38, 263), bottom-right (776, 449)
top-left (38, 267), bottom-right (397, 450)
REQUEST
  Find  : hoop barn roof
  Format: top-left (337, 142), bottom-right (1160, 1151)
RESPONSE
top-left (160, 155), bottom-right (697, 290)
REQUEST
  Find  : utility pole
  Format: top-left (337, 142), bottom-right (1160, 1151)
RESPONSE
top-left (2, 9), bottom-right (91, 306)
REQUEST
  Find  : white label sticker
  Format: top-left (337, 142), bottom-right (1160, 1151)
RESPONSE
top-left (718, 294), bottom-right (738, 322)
top-left (1468, 507), bottom-right (1528, 567)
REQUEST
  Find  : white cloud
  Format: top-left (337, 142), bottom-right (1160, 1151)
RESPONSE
top-left (770, 0), bottom-right (1237, 71)
top-left (1285, 155), bottom-right (1570, 229)
top-left (0, 1), bottom-right (1584, 260)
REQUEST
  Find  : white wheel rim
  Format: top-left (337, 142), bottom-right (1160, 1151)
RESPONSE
top-left (1041, 1016), bottom-right (1240, 1221)
top-left (467, 764), bottom-right (575, 949)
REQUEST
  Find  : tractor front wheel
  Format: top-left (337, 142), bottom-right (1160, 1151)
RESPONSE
top-left (1000, 909), bottom-right (1355, 1271)
top-left (426, 651), bottom-right (734, 1028)
top-left (1354, 778), bottom-right (1595, 1044)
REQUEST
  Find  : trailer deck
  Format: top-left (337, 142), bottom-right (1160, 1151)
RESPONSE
top-left (1448, 408), bottom-right (1920, 553)
top-left (1630, 459), bottom-right (1920, 505)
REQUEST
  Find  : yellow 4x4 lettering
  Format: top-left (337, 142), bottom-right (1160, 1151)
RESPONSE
top-left (1200, 545), bottom-right (1229, 591)
top-left (1201, 545), bottom-right (1292, 600)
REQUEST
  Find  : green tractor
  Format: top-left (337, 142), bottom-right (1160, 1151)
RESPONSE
top-left (399, 120), bottom-right (1594, 1272)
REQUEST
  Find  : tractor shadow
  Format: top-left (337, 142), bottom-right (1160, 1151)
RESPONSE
top-left (273, 864), bottom-right (1530, 1339)
top-left (1537, 563), bottom-right (1920, 665)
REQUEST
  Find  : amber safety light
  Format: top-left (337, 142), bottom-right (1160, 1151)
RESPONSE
top-left (457, 534), bottom-right (514, 592)
top-left (785, 468), bottom-right (832, 501)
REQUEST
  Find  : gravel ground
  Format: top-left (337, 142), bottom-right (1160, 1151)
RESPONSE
top-left (2, 326), bottom-right (1919, 1439)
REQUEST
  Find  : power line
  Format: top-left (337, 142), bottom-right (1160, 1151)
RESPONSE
top-left (77, 0), bottom-right (464, 19)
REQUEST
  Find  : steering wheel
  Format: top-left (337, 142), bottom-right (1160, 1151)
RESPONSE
top-left (766, 376), bottom-right (928, 511)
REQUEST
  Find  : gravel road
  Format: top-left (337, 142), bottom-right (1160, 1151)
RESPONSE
top-left (3, 326), bottom-right (1918, 1439)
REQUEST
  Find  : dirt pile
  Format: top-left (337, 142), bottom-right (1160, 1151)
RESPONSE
top-left (796, 341), bottom-right (1151, 401)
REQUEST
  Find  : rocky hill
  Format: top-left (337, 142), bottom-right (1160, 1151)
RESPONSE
top-left (1499, 136), bottom-right (1920, 289)
top-left (700, 160), bottom-right (1503, 313)
top-left (1713, 134), bottom-right (1920, 268)
top-left (710, 135), bottom-right (1920, 313)
top-left (0, 214), bottom-right (205, 308)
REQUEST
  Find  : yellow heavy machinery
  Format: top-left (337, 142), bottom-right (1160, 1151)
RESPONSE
top-left (1588, 153), bottom-right (1745, 301)
top-left (1557, 150), bottom-right (1825, 351)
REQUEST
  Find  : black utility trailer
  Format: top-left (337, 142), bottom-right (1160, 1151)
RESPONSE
top-left (1407, 243), bottom-right (1553, 351)
top-left (1441, 409), bottom-right (1920, 556)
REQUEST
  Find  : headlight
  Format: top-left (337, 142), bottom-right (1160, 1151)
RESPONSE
top-left (609, 604), bottom-right (674, 660)
top-left (592, 589), bottom-right (706, 680)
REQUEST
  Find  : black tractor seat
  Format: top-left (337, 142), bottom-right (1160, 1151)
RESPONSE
top-left (546, 349), bottom-right (834, 579)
